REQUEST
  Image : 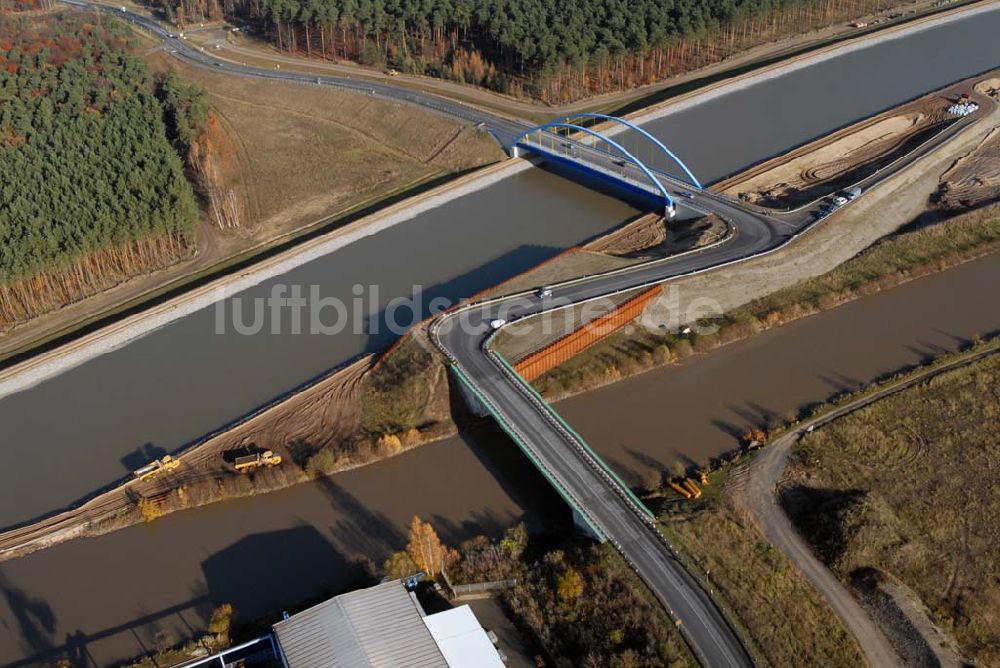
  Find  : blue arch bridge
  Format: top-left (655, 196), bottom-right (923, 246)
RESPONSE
top-left (510, 113), bottom-right (702, 218)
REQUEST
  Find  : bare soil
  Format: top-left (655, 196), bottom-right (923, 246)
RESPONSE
top-left (585, 212), bottom-right (728, 257)
top-left (935, 78), bottom-right (1000, 209)
top-left (719, 85), bottom-right (970, 208)
top-left (645, 92), bottom-right (1000, 323)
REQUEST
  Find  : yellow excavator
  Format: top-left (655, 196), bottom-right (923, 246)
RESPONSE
top-left (133, 455), bottom-right (181, 482)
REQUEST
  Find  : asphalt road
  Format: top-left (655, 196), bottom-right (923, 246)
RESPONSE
top-left (47, 5), bottom-right (991, 663)
top-left (431, 104), bottom-right (985, 665)
top-left (59, 0), bottom-right (530, 145)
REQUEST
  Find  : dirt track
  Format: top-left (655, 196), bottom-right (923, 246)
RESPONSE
top-left (717, 80), bottom-right (977, 207)
top-left (644, 87), bottom-right (1000, 324)
top-left (736, 345), bottom-right (999, 668)
top-left (936, 78), bottom-right (1000, 209)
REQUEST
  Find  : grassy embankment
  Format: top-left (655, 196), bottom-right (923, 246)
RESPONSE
top-left (653, 473), bottom-right (866, 667)
top-left (643, 338), bottom-right (998, 667)
top-left (98, 201), bottom-right (995, 533)
top-left (67, 203), bottom-right (998, 543)
top-left (529, 203), bottom-right (1000, 399)
top-left (784, 352), bottom-right (1000, 665)
top-left (0, 27), bottom-right (502, 359)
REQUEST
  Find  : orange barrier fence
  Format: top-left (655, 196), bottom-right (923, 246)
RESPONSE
top-left (514, 286), bottom-right (661, 381)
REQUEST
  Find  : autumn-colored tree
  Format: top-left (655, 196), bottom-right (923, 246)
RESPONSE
top-left (137, 497), bottom-right (164, 522)
top-left (556, 568), bottom-right (584, 604)
top-left (406, 516), bottom-right (455, 577)
top-left (208, 603), bottom-right (234, 644)
top-left (383, 551), bottom-right (419, 580)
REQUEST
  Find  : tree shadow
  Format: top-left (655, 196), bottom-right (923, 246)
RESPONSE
top-left (444, 373), bottom-right (568, 535)
top-left (0, 568), bottom-right (57, 660)
top-left (200, 523), bottom-right (374, 620)
top-left (816, 371), bottom-right (863, 394)
top-left (711, 418), bottom-right (747, 443)
top-left (309, 477), bottom-right (406, 562)
top-left (779, 485), bottom-right (867, 565)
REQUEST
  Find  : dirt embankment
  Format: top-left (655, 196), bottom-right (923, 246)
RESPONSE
top-left (585, 212), bottom-right (728, 257)
top-left (935, 78), bottom-right (1000, 209)
top-left (3, 70), bottom-right (997, 563)
top-left (717, 76), bottom-right (999, 208)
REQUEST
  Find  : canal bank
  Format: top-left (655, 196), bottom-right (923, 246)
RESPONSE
top-left (0, 5), bottom-right (997, 532)
top-left (0, 252), bottom-right (997, 667)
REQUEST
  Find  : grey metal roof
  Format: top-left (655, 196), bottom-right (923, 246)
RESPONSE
top-left (273, 580), bottom-right (449, 668)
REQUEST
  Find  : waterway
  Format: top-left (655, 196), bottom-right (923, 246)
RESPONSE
top-left (0, 5), bottom-right (997, 530)
top-left (638, 7), bottom-right (1000, 183)
top-left (0, 253), bottom-right (996, 667)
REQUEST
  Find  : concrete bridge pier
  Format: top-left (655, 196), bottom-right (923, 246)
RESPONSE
top-left (574, 509), bottom-right (605, 543)
top-left (450, 366), bottom-right (491, 418)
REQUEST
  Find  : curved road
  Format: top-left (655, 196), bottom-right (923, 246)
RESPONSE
top-left (45, 3), bottom-right (995, 664)
top-left (430, 97), bottom-right (986, 665)
top-left (61, 0), bottom-right (530, 144)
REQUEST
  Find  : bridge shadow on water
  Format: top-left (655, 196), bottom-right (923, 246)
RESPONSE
top-left (437, 374), bottom-right (570, 544)
top-left (360, 244), bottom-right (563, 355)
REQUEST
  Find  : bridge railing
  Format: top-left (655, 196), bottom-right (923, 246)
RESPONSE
top-left (447, 362), bottom-right (609, 542)
top-left (515, 122), bottom-right (676, 212)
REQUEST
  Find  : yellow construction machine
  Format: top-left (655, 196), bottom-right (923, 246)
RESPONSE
top-left (233, 450), bottom-right (283, 473)
top-left (133, 455), bottom-right (181, 482)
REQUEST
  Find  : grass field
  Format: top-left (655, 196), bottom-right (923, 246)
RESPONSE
top-left (657, 476), bottom-right (865, 667)
top-left (146, 53), bottom-right (503, 242)
top-left (783, 353), bottom-right (1000, 665)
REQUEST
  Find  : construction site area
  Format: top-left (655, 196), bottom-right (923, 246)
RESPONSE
top-left (719, 75), bottom-right (996, 209)
top-left (2, 60), bottom-right (998, 566)
top-left (935, 77), bottom-right (1000, 209)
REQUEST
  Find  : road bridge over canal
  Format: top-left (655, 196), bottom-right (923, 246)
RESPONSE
top-left (433, 102), bottom-right (982, 666)
top-left (512, 114), bottom-right (704, 217)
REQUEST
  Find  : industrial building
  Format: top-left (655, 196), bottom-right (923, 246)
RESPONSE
top-left (175, 580), bottom-right (505, 668)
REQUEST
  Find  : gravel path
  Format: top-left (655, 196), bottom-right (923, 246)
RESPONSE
top-left (736, 345), bottom-right (999, 667)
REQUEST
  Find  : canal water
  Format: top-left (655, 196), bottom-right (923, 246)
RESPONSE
top-left (1, 253), bottom-right (996, 667)
top-left (0, 6), bottom-right (997, 530)
top-left (638, 7), bottom-right (1000, 183)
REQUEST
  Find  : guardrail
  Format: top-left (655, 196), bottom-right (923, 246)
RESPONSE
top-left (490, 352), bottom-right (654, 520)
top-left (448, 363), bottom-right (608, 541)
